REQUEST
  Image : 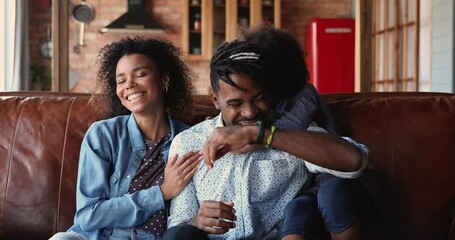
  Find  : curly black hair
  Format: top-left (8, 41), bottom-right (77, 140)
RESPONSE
top-left (92, 36), bottom-right (194, 119)
top-left (210, 39), bottom-right (269, 93)
top-left (239, 26), bottom-right (309, 106)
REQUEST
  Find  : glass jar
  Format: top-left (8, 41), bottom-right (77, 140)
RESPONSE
top-left (194, 14), bottom-right (201, 31)
top-left (240, 0), bottom-right (249, 6)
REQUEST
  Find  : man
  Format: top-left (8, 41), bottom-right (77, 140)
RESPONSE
top-left (164, 40), bottom-right (368, 240)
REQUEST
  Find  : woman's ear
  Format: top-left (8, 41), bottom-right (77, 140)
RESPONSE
top-left (162, 74), bottom-right (170, 92)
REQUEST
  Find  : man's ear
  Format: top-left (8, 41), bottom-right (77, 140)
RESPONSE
top-left (210, 91), bottom-right (220, 110)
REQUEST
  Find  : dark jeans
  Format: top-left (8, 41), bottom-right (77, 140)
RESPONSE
top-left (162, 224), bottom-right (209, 240)
top-left (280, 178), bottom-right (374, 239)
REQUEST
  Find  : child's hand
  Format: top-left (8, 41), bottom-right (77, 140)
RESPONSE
top-left (203, 125), bottom-right (258, 169)
top-left (234, 144), bottom-right (265, 154)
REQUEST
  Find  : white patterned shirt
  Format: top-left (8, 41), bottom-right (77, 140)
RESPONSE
top-left (167, 115), bottom-right (368, 239)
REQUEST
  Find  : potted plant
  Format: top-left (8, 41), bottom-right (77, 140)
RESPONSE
top-left (30, 63), bottom-right (51, 91)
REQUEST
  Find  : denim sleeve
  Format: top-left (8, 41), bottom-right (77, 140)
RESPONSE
top-left (73, 123), bottom-right (166, 232)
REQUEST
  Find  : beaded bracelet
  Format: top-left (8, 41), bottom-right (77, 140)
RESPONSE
top-left (265, 125), bottom-right (277, 148)
top-left (255, 120), bottom-right (265, 144)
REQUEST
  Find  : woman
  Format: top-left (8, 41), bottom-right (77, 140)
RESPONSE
top-left (50, 36), bottom-right (201, 240)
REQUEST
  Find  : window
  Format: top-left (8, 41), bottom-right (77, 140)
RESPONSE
top-left (372, 0), bottom-right (420, 91)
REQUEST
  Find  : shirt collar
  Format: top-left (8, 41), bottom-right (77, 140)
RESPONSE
top-left (215, 113), bottom-right (225, 128)
top-left (127, 114), bottom-right (147, 153)
top-left (168, 115), bottom-right (182, 140)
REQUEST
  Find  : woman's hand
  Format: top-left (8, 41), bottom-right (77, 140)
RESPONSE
top-left (160, 151), bottom-right (202, 200)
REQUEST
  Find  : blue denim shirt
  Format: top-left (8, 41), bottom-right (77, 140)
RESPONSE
top-left (68, 113), bottom-right (189, 240)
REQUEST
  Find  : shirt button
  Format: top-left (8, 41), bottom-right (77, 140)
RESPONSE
top-left (236, 195), bottom-right (241, 200)
top-left (127, 175), bottom-right (131, 179)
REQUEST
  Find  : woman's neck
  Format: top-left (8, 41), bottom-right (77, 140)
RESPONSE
top-left (134, 112), bottom-right (170, 141)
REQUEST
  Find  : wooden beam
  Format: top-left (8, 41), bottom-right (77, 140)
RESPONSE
top-left (226, 0), bottom-right (237, 41)
top-left (355, 0), bottom-right (373, 92)
top-left (52, 0), bottom-right (68, 92)
top-left (403, 0), bottom-right (409, 91)
top-left (182, 0), bottom-right (190, 57)
top-left (202, 0), bottom-right (211, 60)
top-left (250, 0), bottom-right (261, 27)
top-left (385, 0), bottom-right (390, 91)
top-left (414, 0), bottom-right (420, 90)
top-left (274, 0), bottom-right (281, 28)
top-left (393, 0), bottom-right (399, 91)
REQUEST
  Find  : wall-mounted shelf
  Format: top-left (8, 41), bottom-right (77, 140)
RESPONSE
top-left (182, 0), bottom-right (281, 60)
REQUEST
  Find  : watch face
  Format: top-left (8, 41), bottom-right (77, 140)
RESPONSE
top-left (40, 40), bottom-right (52, 58)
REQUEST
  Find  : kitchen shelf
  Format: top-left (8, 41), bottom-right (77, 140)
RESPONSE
top-left (182, 0), bottom-right (281, 60)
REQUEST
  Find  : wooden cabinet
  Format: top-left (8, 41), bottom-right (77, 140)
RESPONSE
top-left (182, 0), bottom-right (281, 60)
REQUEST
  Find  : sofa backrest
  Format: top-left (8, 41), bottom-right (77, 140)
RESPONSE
top-left (0, 93), bottom-right (105, 239)
top-left (322, 92), bottom-right (455, 240)
top-left (0, 92), bottom-right (454, 240)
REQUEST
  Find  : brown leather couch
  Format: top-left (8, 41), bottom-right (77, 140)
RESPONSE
top-left (0, 91), bottom-right (454, 240)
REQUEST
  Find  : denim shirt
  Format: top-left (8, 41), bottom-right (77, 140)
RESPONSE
top-left (68, 113), bottom-right (189, 240)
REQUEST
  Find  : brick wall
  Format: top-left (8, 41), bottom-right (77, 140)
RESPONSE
top-left (281, 0), bottom-right (353, 50)
top-left (66, 0), bottom-right (183, 92)
top-left (29, 0), bottom-right (353, 94)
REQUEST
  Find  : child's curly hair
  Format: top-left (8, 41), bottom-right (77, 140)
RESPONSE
top-left (240, 26), bottom-right (309, 107)
top-left (92, 36), bottom-right (195, 119)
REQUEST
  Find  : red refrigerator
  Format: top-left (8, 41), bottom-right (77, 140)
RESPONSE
top-left (305, 18), bottom-right (355, 93)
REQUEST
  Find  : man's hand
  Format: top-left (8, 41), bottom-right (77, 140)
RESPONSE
top-left (160, 151), bottom-right (202, 200)
top-left (190, 201), bottom-right (236, 234)
top-left (203, 125), bottom-right (260, 168)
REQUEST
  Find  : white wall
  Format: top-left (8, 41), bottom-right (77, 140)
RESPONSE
top-left (0, 1), bottom-right (16, 91)
top-left (432, 0), bottom-right (455, 93)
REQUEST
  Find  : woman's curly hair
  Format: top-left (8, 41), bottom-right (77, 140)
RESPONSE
top-left (92, 36), bottom-right (194, 119)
